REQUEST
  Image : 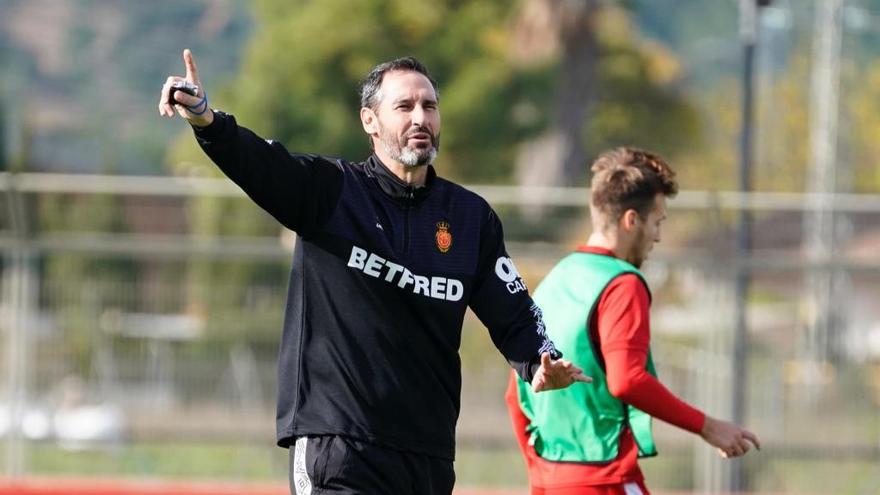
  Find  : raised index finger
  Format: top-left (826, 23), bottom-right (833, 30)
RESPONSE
top-left (183, 48), bottom-right (200, 83)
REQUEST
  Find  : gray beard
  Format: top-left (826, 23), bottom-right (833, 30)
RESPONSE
top-left (399, 146), bottom-right (437, 167)
top-left (379, 125), bottom-right (439, 168)
top-left (382, 140), bottom-right (437, 168)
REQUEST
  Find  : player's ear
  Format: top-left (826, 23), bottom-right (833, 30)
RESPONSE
top-left (360, 107), bottom-right (378, 136)
top-left (620, 209), bottom-right (639, 232)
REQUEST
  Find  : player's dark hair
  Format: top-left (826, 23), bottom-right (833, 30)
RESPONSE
top-left (590, 147), bottom-right (678, 222)
top-left (360, 57), bottom-right (439, 110)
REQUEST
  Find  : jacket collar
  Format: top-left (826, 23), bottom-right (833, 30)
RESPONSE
top-left (366, 154), bottom-right (436, 204)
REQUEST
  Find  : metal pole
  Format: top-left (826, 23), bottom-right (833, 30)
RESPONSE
top-left (732, 0), bottom-right (759, 491)
top-left (4, 181), bottom-right (27, 479)
top-left (802, 0), bottom-right (844, 395)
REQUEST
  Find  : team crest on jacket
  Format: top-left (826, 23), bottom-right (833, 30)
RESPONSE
top-left (435, 222), bottom-right (452, 253)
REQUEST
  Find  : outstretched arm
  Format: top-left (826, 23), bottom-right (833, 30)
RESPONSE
top-left (599, 274), bottom-right (760, 458)
top-left (156, 49), bottom-right (342, 235)
top-left (605, 347), bottom-right (760, 457)
top-left (469, 207), bottom-right (589, 389)
top-left (530, 351), bottom-right (591, 392)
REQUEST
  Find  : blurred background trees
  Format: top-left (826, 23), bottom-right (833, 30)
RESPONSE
top-left (3, 1), bottom-right (880, 491)
top-left (4, 0), bottom-right (879, 384)
top-left (167, 0), bottom-right (702, 187)
top-left (152, 0), bottom-right (709, 340)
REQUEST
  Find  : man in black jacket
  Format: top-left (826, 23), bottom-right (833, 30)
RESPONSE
top-left (159, 50), bottom-right (588, 495)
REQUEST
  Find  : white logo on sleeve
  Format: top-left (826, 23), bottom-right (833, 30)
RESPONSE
top-left (347, 245), bottom-right (464, 302)
top-left (530, 302), bottom-right (558, 355)
top-left (495, 256), bottom-right (528, 294)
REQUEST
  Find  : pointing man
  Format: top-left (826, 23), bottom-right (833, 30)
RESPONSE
top-left (160, 50), bottom-right (588, 495)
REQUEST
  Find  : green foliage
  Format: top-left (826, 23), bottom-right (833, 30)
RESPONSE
top-left (0, 101), bottom-right (5, 171)
top-left (168, 0), bottom-right (702, 186)
top-left (26, 441), bottom-right (287, 480)
top-left (161, 0), bottom-right (708, 339)
top-left (676, 48), bottom-right (880, 194)
top-left (211, 0), bottom-right (553, 183)
top-left (846, 60), bottom-right (880, 192)
top-left (37, 193), bottom-right (140, 368)
top-left (587, 8), bottom-right (703, 166)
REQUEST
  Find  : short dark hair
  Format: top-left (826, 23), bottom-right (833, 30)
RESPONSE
top-left (359, 56), bottom-right (439, 110)
top-left (590, 147), bottom-right (678, 222)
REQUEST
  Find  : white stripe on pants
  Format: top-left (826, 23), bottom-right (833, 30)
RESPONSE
top-left (293, 437), bottom-right (313, 495)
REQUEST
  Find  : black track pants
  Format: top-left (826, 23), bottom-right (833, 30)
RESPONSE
top-left (289, 435), bottom-right (456, 495)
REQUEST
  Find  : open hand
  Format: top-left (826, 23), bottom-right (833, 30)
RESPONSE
top-left (530, 352), bottom-right (592, 392)
top-left (158, 49), bottom-right (213, 127)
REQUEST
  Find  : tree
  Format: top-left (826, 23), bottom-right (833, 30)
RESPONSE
top-left (511, 0), bottom-right (600, 188)
top-left (163, 0), bottom-right (707, 339)
top-left (513, 3), bottom-right (703, 190)
top-left (170, 0), bottom-right (701, 186)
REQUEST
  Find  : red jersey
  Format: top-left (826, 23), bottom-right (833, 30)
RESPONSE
top-left (505, 246), bottom-right (705, 491)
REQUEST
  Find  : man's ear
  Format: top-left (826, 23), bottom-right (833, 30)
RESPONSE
top-left (360, 107), bottom-right (378, 136)
top-left (620, 209), bottom-right (640, 233)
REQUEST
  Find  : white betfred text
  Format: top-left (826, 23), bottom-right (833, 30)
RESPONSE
top-left (347, 246), bottom-right (464, 302)
top-left (495, 256), bottom-right (528, 294)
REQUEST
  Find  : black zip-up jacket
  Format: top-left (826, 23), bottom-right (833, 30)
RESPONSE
top-left (194, 111), bottom-right (560, 460)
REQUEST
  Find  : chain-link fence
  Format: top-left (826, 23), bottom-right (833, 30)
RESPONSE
top-left (0, 173), bottom-right (878, 494)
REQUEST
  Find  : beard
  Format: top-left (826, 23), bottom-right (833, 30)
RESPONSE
top-left (379, 124), bottom-right (440, 168)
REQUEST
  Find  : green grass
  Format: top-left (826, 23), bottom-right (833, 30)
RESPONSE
top-left (454, 448), bottom-right (528, 487)
top-left (23, 441), bottom-right (288, 481)
top-left (455, 446), bottom-right (880, 494)
top-left (752, 458), bottom-right (880, 494)
top-left (10, 441), bottom-right (880, 494)
top-left (24, 443), bottom-right (532, 486)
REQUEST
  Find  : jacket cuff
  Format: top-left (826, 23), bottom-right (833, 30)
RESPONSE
top-left (192, 110), bottom-right (231, 141)
top-left (524, 354), bottom-right (543, 383)
top-left (526, 358), bottom-right (540, 383)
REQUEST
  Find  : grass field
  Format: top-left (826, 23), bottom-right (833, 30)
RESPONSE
top-left (2, 439), bottom-right (878, 493)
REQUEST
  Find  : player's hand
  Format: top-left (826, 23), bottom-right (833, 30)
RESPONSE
top-left (531, 352), bottom-right (592, 392)
top-left (158, 49), bottom-right (213, 127)
top-left (699, 416), bottom-right (761, 458)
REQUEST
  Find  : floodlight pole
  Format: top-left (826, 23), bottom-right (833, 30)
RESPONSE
top-left (732, 0), bottom-right (765, 491)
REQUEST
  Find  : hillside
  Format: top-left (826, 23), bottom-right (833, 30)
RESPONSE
top-left (0, 0), bottom-right (252, 174)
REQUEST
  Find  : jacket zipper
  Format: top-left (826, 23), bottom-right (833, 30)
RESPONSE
top-left (403, 187), bottom-right (414, 254)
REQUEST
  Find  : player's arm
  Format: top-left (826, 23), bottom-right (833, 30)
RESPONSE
top-left (158, 49), bottom-right (342, 234)
top-left (468, 207), bottom-right (588, 391)
top-left (504, 370), bottom-right (534, 459)
top-left (598, 275), bottom-right (704, 432)
top-left (504, 371), bottom-right (534, 466)
top-left (599, 274), bottom-right (760, 458)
